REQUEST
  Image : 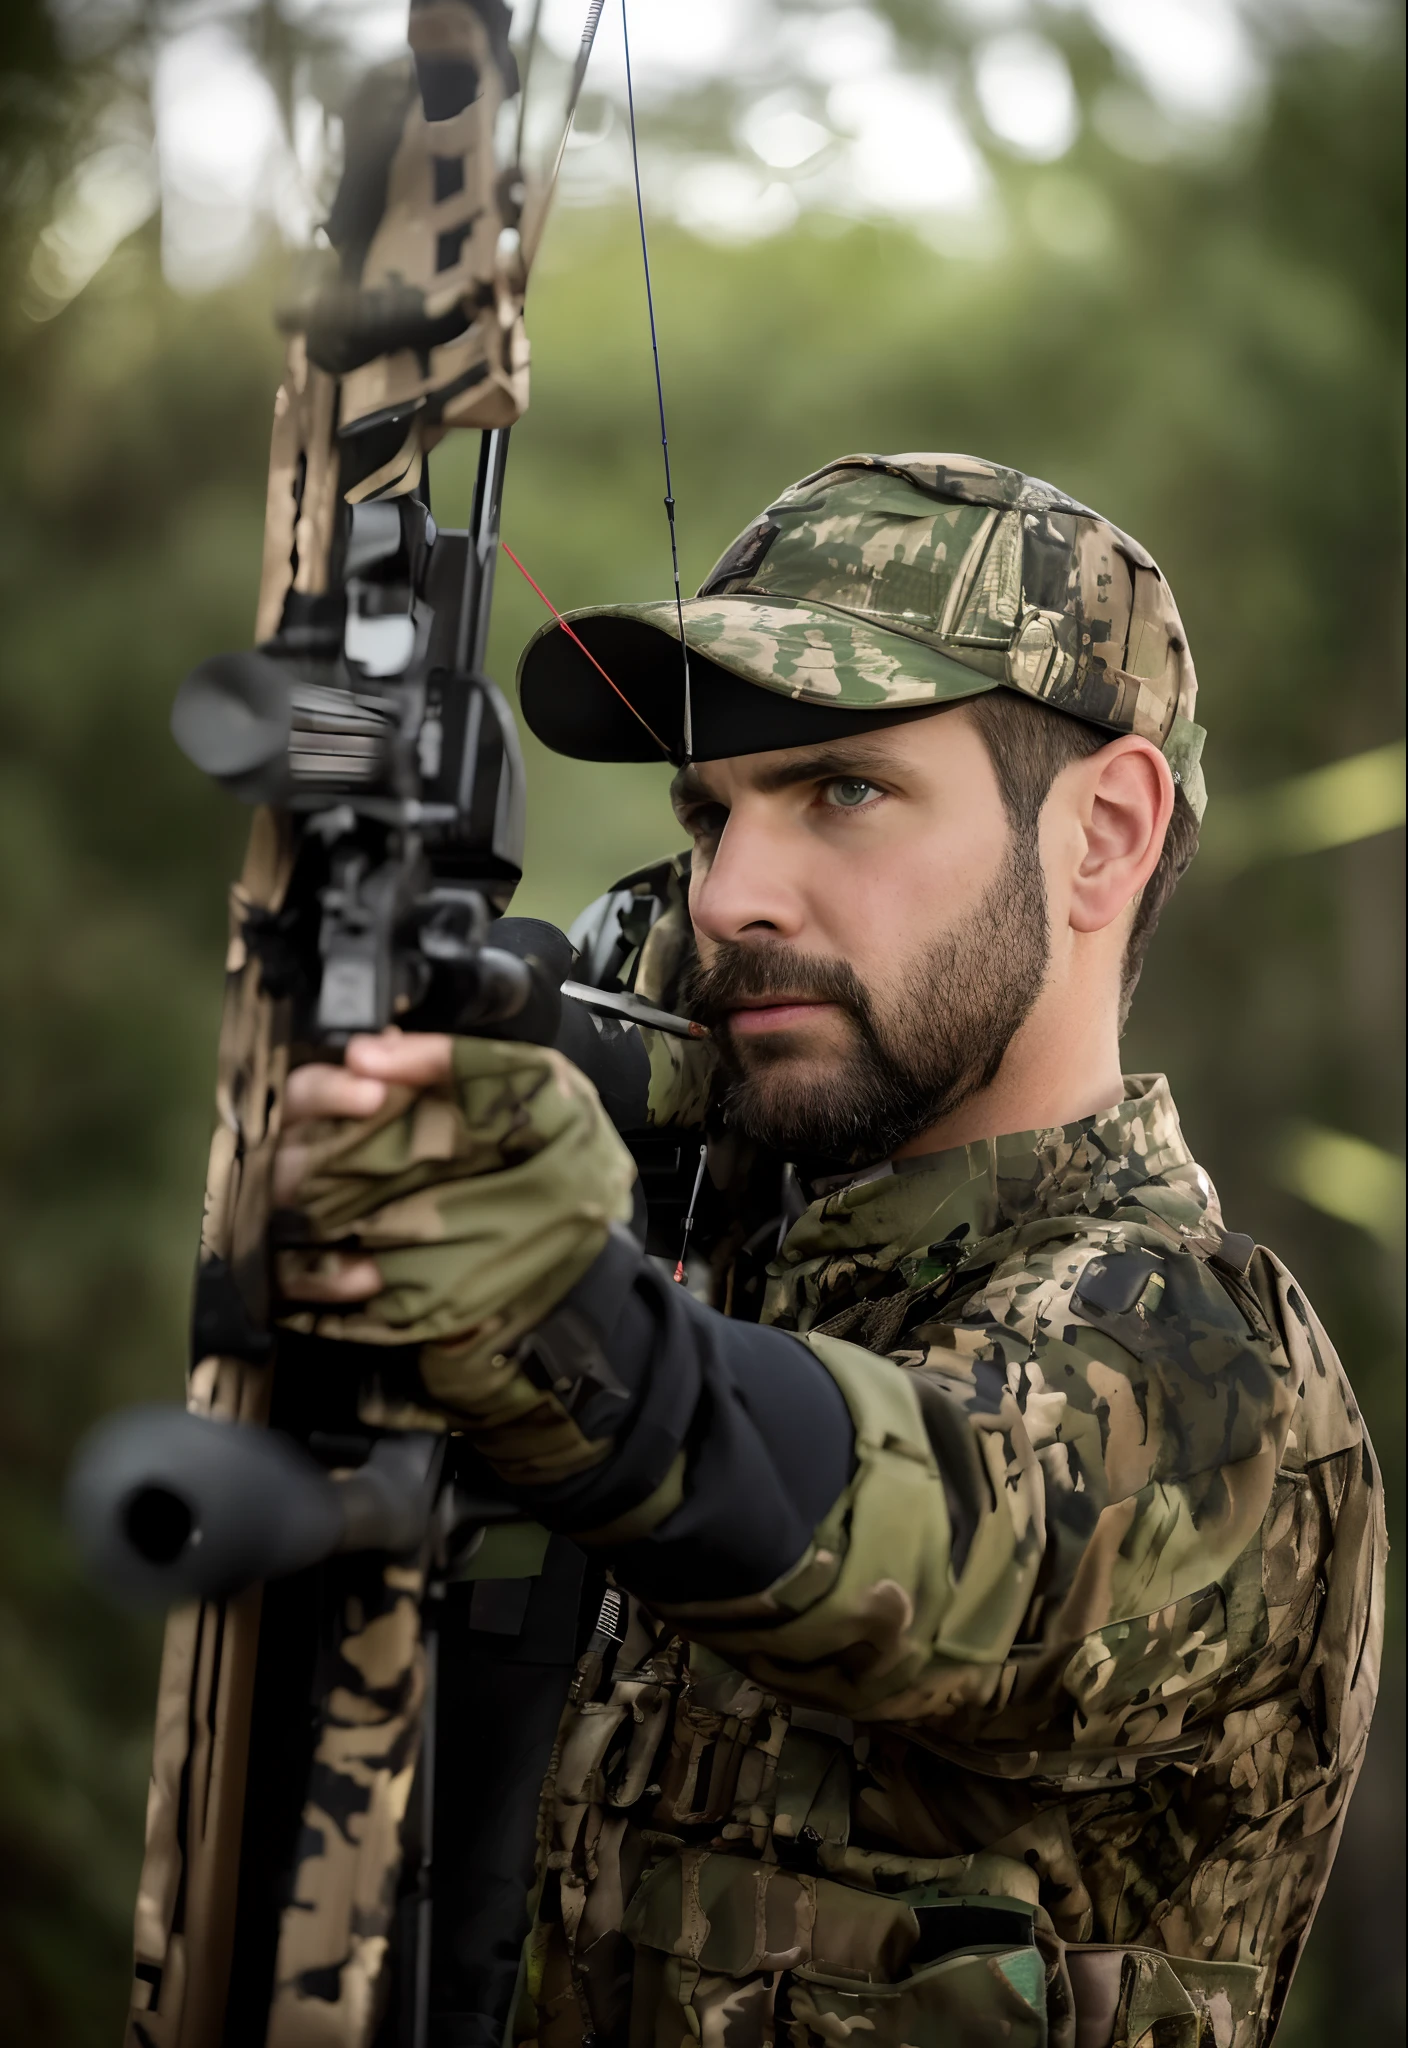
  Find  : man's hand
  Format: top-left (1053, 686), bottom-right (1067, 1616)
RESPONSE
top-left (268, 1027), bottom-right (637, 1379)
top-left (274, 1031), bottom-right (453, 1307)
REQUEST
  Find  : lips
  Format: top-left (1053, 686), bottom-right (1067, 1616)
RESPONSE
top-left (686, 945), bottom-right (866, 1039)
top-left (729, 995), bottom-right (820, 1010)
top-left (725, 998), bottom-right (838, 1036)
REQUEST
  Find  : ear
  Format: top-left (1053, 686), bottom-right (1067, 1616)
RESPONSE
top-left (1067, 737), bottom-right (1175, 936)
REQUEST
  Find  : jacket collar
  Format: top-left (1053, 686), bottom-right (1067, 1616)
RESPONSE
top-left (765, 1075), bottom-right (1221, 1326)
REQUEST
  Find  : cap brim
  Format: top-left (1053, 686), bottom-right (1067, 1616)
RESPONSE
top-left (516, 596), bottom-right (998, 763)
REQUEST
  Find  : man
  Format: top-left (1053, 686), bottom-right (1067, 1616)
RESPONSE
top-left (274, 455), bottom-right (1384, 2047)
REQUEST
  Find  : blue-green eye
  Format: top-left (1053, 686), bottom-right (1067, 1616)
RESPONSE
top-left (824, 778), bottom-right (881, 809)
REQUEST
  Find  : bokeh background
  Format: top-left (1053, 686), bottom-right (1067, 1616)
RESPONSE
top-left (0, 0), bottom-right (1401, 2040)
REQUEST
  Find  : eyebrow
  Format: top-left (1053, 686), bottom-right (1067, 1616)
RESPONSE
top-left (671, 740), bottom-right (908, 811)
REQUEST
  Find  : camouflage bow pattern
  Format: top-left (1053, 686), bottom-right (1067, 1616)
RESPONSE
top-left (78, 8), bottom-right (609, 2043)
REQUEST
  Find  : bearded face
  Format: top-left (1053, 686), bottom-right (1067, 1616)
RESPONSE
top-left (686, 827), bottom-right (1051, 1167)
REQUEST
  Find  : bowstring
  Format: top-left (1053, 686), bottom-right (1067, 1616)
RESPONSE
top-left (611, 7), bottom-right (700, 1290)
top-left (621, 0), bottom-right (693, 764)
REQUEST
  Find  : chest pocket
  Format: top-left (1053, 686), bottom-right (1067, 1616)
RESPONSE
top-left (651, 1648), bottom-right (783, 1832)
top-left (651, 1648), bottom-right (856, 1855)
top-left (772, 1708), bottom-right (854, 1854)
top-left (623, 1854), bottom-right (1046, 2048)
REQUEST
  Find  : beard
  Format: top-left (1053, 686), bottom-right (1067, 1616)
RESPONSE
top-left (686, 833), bottom-right (1050, 1167)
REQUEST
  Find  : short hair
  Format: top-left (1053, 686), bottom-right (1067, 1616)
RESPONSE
top-left (965, 688), bottom-right (1200, 1027)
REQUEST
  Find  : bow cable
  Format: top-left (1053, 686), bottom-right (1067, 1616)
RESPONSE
top-left (621, 0), bottom-right (693, 764)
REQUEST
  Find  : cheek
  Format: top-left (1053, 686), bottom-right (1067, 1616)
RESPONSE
top-left (688, 879), bottom-right (716, 967)
top-left (808, 816), bottom-right (1002, 966)
top-left (812, 865), bottom-right (910, 968)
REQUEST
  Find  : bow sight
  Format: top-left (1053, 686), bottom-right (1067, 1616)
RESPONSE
top-left (170, 432), bottom-right (538, 1041)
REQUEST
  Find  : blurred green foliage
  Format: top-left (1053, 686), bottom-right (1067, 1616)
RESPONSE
top-left (0, 3), bottom-right (1402, 2042)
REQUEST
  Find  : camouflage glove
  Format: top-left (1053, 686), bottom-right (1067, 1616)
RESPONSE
top-left (277, 1037), bottom-right (637, 1412)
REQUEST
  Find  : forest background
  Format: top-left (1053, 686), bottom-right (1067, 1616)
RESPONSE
top-left (0, 0), bottom-right (1402, 2040)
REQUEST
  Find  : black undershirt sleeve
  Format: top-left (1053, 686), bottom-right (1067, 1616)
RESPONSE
top-left (488, 1226), bottom-right (855, 1604)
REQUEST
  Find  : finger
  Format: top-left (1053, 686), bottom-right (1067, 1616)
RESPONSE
top-left (345, 1029), bottom-right (455, 1088)
top-left (272, 1142), bottom-right (313, 1209)
top-left (284, 1063), bottom-right (389, 1124)
top-left (276, 1249), bottom-right (383, 1304)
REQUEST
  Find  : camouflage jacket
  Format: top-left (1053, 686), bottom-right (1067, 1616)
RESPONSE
top-left (519, 1075), bottom-right (1384, 2048)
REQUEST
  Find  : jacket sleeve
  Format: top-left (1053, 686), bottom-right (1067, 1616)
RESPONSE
top-left (422, 1212), bottom-right (1297, 1730)
top-left (645, 1226), bottom-right (1300, 1725)
top-left (426, 1223), bottom-right (858, 1605)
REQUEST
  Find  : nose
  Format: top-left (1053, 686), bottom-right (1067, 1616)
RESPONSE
top-left (690, 805), bottom-right (808, 948)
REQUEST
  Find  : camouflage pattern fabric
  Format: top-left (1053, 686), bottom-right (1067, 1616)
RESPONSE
top-left (128, 807), bottom-right (298, 2048)
top-left (334, 0), bottom-right (530, 448)
top-left (277, 0), bottom-right (537, 480)
top-left (641, 1023), bottom-right (715, 1134)
top-left (519, 454), bottom-right (1207, 816)
top-left (564, 850), bottom-right (715, 1133)
top-left (276, 1036), bottom-right (637, 1408)
top-left (508, 1076), bottom-right (1382, 2048)
top-left (267, 1553), bottom-right (431, 2046)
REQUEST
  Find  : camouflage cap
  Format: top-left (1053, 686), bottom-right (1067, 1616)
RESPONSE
top-left (517, 453), bottom-right (1207, 817)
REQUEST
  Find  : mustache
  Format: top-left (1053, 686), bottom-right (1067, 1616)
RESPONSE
top-left (685, 943), bottom-right (872, 1033)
